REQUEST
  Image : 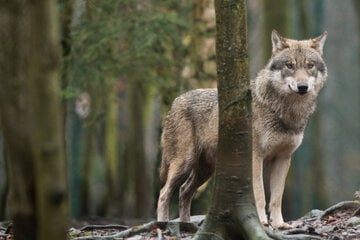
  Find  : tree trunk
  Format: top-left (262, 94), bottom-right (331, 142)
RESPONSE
top-left (191, 0), bottom-right (217, 88)
top-left (262, 0), bottom-right (290, 219)
top-left (69, 111), bottom-right (83, 218)
top-left (80, 118), bottom-right (96, 216)
top-left (128, 81), bottom-right (151, 218)
top-left (194, 0), bottom-right (270, 239)
top-left (263, 0), bottom-right (289, 61)
top-left (308, 0), bottom-right (328, 213)
top-left (0, 0), bottom-right (70, 239)
top-left (0, 144), bottom-right (9, 221)
top-left (104, 83), bottom-right (120, 216)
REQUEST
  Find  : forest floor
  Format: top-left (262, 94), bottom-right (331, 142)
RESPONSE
top-left (0, 200), bottom-right (359, 239)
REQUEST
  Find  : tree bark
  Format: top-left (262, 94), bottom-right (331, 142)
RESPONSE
top-left (298, 0), bottom-right (328, 214)
top-left (104, 83), bottom-right (121, 216)
top-left (69, 111), bottom-right (83, 218)
top-left (262, 0), bottom-right (290, 219)
top-left (0, 0), bottom-right (70, 239)
top-left (194, 0), bottom-right (270, 239)
top-left (128, 81), bottom-right (151, 218)
top-left (263, 0), bottom-right (289, 61)
top-left (191, 0), bottom-right (217, 88)
top-left (80, 120), bottom-right (95, 216)
top-left (0, 137), bottom-right (8, 221)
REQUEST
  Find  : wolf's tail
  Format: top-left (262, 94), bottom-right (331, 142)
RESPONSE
top-left (159, 154), bottom-right (169, 185)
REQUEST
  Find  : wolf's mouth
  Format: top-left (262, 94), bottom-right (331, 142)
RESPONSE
top-left (297, 89), bottom-right (308, 95)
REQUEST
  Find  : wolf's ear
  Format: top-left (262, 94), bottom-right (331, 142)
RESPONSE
top-left (271, 30), bottom-right (289, 54)
top-left (311, 31), bottom-right (327, 55)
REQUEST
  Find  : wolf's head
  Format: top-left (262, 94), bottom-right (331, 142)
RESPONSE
top-left (266, 30), bottom-right (328, 96)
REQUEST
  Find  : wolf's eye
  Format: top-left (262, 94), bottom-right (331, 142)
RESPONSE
top-left (285, 63), bottom-right (294, 70)
top-left (307, 63), bottom-right (315, 69)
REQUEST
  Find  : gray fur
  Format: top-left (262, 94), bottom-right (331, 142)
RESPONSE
top-left (157, 30), bottom-right (328, 228)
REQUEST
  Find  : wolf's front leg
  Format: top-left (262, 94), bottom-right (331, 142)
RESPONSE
top-left (269, 157), bottom-right (291, 229)
top-left (252, 152), bottom-right (268, 225)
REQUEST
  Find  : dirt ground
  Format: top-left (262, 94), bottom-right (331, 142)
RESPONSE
top-left (1, 200), bottom-right (359, 240)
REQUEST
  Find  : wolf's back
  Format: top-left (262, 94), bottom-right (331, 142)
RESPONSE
top-left (159, 88), bottom-right (218, 184)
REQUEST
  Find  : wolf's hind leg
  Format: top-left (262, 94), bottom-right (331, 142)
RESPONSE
top-left (157, 164), bottom-right (189, 221)
top-left (179, 165), bottom-right (214, 222)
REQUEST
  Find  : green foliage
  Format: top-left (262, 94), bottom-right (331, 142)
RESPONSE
top-left (64, 0), bottom-right (191, 100)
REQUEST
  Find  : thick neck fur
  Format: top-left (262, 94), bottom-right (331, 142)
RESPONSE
top-left (251, 68), bottom-right (325, 135)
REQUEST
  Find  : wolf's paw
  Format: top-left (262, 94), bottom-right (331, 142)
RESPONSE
top-left (260, 220), bottom-right (269, 227)
top-left (271, 221), bottom-right (292, 229)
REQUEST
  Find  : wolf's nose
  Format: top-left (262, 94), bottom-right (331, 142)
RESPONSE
top-left (297, 83), bottom-right (308, 94)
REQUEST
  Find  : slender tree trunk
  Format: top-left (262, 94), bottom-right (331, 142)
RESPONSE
top-left (262, 0), bottom-right (291, 218)
top-left (69, 112), bottom-right (83, 218)
top-left (60, 0), bottom-right (81, 219)
top-left (194, 0), bottom-right (270, 239)
top-left (61, 0), bottom-right (74, 57)
top-left (310, 0), bottom-right (328, 212)
top-left (79, 84), bottom-right (104, 216)
top-left (127, 81), bottom-right (151, 218)
top-left (191, 0), bottom-right (217, 88)
top-left (0, 144), bottom-right (9, 221)
top-left (80, 120), bottom-right (96, 216)
top-left (104, 83), bottom-right (120, 216)
top-left (263, 0), bottom-right (289, 61)
top-left (116, 78), bottom-right (128, 217)
top-left (0, 0), bottom-right (69, 239)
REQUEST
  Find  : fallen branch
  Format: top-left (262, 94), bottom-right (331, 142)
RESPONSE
top-left (265, 228), bottom-right (323, 240)
top-left (71, 221), bottom-right (198, 240)
top-left (321, 201), bottom-right (359, 219)
top-left (113, 221), bottom-right (198, 238)
top-left (79, 224), bottom-right (128, 232)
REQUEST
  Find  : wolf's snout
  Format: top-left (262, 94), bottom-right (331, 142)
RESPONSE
top-left (297, 83), bottom-right (308, 95)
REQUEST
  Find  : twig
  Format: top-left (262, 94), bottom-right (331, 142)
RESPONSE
top-left (79, 224), bottom-right (128, 232)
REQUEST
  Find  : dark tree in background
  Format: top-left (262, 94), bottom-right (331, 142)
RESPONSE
top-left (263, 0), bottom-right (289, 62)
top-left (65, 0), bottom-right (190, 218)
top-left (0, 0), bottom-right (70, 239)
top-left (194, 0), bottom-right (269, 239)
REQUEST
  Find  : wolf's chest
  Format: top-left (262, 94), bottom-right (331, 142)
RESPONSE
top-left (258, 132), bottom-right (303, 161)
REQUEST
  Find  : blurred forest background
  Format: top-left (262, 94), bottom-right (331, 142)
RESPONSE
top-left (0, 0), bottom-right (359, 224)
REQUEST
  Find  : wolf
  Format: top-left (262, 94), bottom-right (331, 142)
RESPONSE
top-left (157, 30), bottom-right (328, 229)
